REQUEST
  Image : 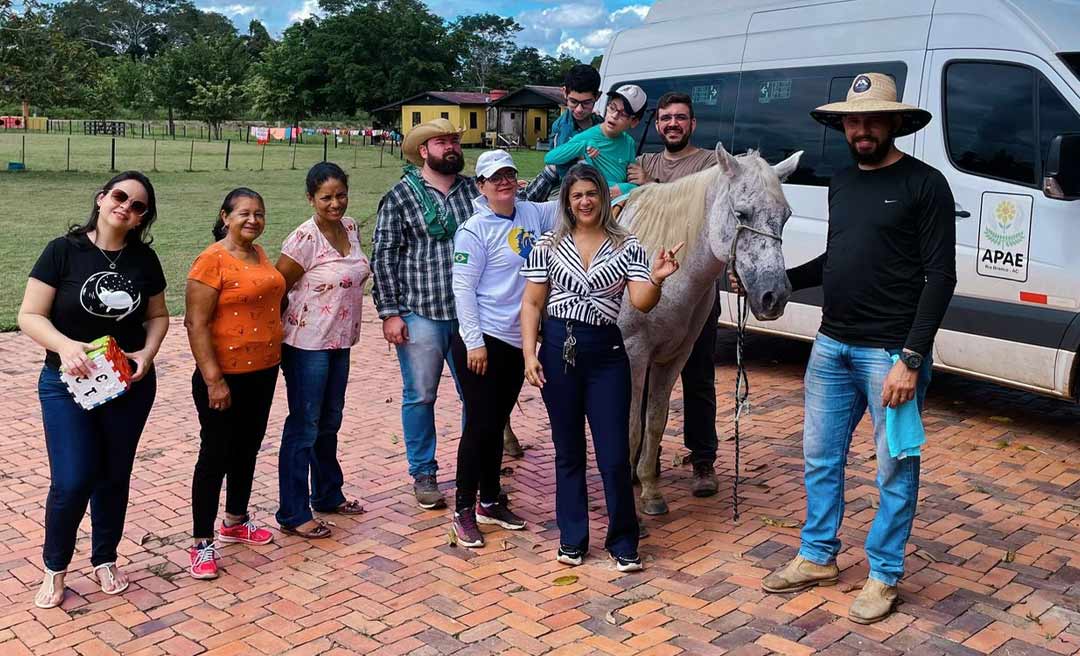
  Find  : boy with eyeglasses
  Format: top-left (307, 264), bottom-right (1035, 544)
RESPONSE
top-left (549, 65), bottom-right (604, 177)
top-left (544, 84), bottom-right (648, 200)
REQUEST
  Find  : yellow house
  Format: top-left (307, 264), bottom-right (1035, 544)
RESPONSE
top-left (373, 91), bottom-right (491, 146)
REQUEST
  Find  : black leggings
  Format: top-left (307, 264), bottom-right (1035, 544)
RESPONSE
top-left (191, 366), bottom-right (279, 538)
top-left (450, 334), bottom-right (524, 511)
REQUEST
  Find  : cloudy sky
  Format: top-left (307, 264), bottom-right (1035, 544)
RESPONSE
top-left (199, 0), bottom-right (655, 60)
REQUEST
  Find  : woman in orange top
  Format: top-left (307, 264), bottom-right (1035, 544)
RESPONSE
top-left (184, 187), bottom-right (285, 580)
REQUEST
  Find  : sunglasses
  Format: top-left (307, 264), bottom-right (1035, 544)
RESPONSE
top-left (484, 170), bottom-right (518, 185)
top-left (104, 188), bottom-right (149, 217)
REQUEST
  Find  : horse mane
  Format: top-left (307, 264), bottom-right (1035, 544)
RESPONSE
top-left (625, 149), bottom-right (785, 260)
top-left (624, 164), bottom-right (720, 261)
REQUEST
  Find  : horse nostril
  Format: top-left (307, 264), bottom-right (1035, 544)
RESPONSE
top-left (761, 291), bottom-right (777, 312)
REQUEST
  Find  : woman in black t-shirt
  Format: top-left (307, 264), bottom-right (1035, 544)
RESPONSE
top-left (18, 171), bottom-right (169, 609)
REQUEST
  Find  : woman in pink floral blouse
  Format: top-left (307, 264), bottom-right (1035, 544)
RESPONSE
top-left (274, 162), bottom-right (371, 538)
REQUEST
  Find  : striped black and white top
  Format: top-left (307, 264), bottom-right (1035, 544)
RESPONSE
top-left (520, 231), bottom-right (651, 325)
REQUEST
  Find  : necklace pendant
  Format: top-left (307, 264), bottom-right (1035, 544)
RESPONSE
top-left (109, 263), bottom-right (116, 270)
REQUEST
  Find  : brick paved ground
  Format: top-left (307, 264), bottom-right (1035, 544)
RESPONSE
top-left (0, 303), bottom-right (1078, 655)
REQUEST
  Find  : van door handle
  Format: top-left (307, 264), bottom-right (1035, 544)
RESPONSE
top-left (954, 203), bottom-right (971, 219)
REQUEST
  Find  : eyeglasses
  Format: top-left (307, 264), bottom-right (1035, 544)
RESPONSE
top-left (566, 97), bottom-right (596, 110)
top-left (606, 104), bottom-right (632, 121)
top-left (484, 170), bottom-right (518, 185)
top-left (105, 188), bottom-right (148, 217)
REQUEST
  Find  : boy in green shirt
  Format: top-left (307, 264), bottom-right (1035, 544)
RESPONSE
top-left (544, 84), bottom-right (647, 200)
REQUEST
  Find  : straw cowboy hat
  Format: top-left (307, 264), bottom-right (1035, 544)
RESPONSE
top-left (402, 118), bottom-right (465, 166)
top-left (811, 72), bottom-right (932, 137)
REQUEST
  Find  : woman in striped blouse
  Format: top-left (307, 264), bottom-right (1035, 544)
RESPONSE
top-left (519, 164), bottom-right (682, 572)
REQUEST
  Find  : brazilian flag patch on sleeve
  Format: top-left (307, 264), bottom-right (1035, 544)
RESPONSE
top-left (453, 252), bottom-right (469, 264)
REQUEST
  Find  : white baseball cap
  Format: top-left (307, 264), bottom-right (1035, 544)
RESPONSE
top-left (475, 149), bottom-right (518, 179)
top-left (609, 84), bottom-right (647, 114)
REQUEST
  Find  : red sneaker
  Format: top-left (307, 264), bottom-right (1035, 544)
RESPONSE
top-left (189, 542), bottom-right (219, 580)
top-left (217, 518), bottom-right (273, 545)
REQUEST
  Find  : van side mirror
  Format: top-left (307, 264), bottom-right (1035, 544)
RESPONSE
top-left (1044, 133), bottom-right (1080, 200)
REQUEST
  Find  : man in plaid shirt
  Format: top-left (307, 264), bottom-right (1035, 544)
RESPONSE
top-left (372, 118), bottom-right (558, 509)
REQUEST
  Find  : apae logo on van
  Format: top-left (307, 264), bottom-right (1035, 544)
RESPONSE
top-left (977, 192), bottom-right (1032, 282)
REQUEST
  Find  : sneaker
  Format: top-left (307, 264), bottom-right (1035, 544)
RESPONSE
top-left (414, 475), bottom-right (446, 510)
top-left (189, 541), bottom-right (219, 580)
top-left (476, 501), bottom-right (526, 530)
top-left (610, 553), bottom-right (644, 572)
top-left (556, 545), bottom-right (586, 566)
top-left (691, 461), bottom-right (719, 497)
top-left (451, 508), bottom-right (484, 548)
top-left (217, 517), bottom-right (273, 545)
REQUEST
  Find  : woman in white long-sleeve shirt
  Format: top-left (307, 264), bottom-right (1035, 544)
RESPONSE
top-left (448, 150), bottom-right (558, 548)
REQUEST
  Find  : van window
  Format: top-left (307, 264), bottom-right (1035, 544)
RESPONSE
top-left (945, 63), bottom-right (1036, 185)
top-left (945, 62), bottom-right (1080, 187)
top-left (732, 62), bottom-right (907, 186)
top-left (1061, 53), bottom-right (1080, 82)
top-left (611, 73), bottom-right (739, 156)
top-left (1038, 77), bottom-right (1080, 172)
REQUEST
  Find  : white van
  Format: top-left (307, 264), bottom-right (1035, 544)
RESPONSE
top-left (599, 0), bottom-right (1080, 400)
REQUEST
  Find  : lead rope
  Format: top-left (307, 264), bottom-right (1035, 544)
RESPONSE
top-left (728, 220), bottom-right (782, 522)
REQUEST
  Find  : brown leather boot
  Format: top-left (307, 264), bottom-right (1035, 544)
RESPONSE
top-left (761, 555), bottom-right (839, 593)
top-left (503, 422), bottom-right (524, 458)
top-left (848, 578), bottom-right (898, 624)
top-left (691, 462), bottom-right (719, 497)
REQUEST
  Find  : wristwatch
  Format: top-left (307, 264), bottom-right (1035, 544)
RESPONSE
top-left (900, 349), bottom-right (923, 370)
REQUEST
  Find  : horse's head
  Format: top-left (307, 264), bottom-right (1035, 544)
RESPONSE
top-left (706, 144), bottom-right (802, 321)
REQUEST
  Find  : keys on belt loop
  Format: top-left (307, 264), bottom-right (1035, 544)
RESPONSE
top-left (562, 322), bottom-right (577, 372)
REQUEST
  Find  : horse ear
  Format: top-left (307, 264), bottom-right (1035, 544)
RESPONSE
top-left (773, 150), bottom-right (803, 182)
top-left (714, 142), bottom-right (739, 178)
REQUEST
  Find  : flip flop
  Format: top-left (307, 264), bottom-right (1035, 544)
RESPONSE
top-left (93, 562), bottom-right (129, 595)
top-left (280, 519), bottom-right (332, 539)
top-left (34, 568), bottom-right (65, 609)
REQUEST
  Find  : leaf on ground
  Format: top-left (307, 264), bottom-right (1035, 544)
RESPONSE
top-left (867, 495), bottom-right (879, 509)
top-left (1002, 551), bottom-right (1016, 563)
top-left (553, 575), bottom-right (578, 586)
top-left (447, 530), bottom-right (457, 547)
top-left (500, 467), bottom-right (514, 475)
top-left (604, 610), bottom-right (626, 625)
top-left (993, 439), bottom-right (1011, 449)
top-left (139, 532), bottom-right (157, 545)
top-left (672, 452), bottom-right (689, 467)
top-left (759, 515), bottom-right (800, 528)
top-left (913, 549), bottom-right (939, 563)
top-left (390, 434), bottom-right (400, 444)
top-left (1018, 444), bottom-right (1046, 454)
top-left (989, 416), bottom-right (1013, 424)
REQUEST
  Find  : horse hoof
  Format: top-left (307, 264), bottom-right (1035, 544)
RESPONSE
top-left (641, 498), bottom-right (668, 515)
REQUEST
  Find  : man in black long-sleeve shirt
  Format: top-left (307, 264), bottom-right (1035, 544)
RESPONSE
top-left (755, 73), bottom-right (956, 624)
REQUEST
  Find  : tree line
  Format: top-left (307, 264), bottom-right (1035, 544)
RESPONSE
top-left (0, 0), bottom-right (595, 136)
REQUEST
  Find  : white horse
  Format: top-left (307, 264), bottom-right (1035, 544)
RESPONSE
top-left (618, 143), bottom-right (802, 514)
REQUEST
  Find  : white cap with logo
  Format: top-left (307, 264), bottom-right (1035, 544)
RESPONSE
top-left (609, 84), bottom-right (647, 113)
top-left (475, 149), bottom-right (518, 179)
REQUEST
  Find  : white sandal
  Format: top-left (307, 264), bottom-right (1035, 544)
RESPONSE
top-left (93, 562), bottom-right (129, 595)
top-left (34, 568), bottom-right (66, 609)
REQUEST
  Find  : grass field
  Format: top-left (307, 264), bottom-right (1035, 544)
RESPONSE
top-left (0, 134), bottom-right (547, 329)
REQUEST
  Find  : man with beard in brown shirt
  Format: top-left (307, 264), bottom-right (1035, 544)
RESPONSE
top-left (626, 92), bottom-right (720, 496)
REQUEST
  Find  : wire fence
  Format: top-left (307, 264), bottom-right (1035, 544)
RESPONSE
top-left (0, 130), bottom-right (406, 173)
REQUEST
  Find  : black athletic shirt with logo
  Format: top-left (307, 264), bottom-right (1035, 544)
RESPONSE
top-left (29, 234), bottom-right (167, 368)
top-left (786, 155), bottom-right (956, 356)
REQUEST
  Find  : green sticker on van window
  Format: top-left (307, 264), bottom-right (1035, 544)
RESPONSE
top-left (453, 252), bottom-right (469, 264)
top-left (691, 85), bottom-right (720, 106)
top-left (759, 80), bottom-right (792, 104)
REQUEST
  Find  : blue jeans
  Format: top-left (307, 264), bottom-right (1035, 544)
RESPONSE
top-left (276, 345), bottom-right (350, 528)
top-left (38, 365), bottom-right (157, 571)
top-left (799, 333), bottom-right (932, 586)
top-left (394, 312), bottom-right (462, 479)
